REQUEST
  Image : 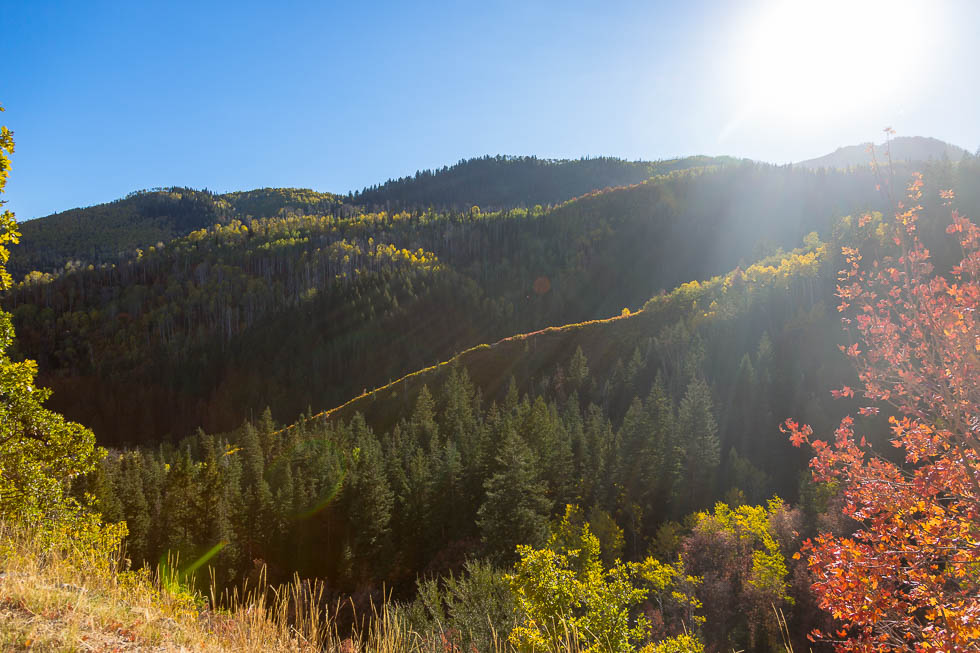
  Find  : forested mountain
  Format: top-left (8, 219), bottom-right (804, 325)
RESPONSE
top-left (796, 135), bottom-right (973, 170)
top-left (349, 154), bottom-right (741, 211)
top-left (10, 155), bottom-right (733, 280)
top-left (9, 187), bottom-right (344, 277)
top-left (8, 146), bottom-right (980, 652)
top-left (8, 160), bottom-right (958, 444)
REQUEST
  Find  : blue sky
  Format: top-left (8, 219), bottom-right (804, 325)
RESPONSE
top-left (5, 0), bottom-right (979, 219)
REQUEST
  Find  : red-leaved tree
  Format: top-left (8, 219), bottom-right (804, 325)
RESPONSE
top-left (783, 173), bottom-right (980, 651)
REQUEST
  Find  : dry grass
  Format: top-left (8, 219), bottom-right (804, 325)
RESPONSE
top-left (0, 526), bottom-right (203, 651)
top-left (0, 522), bottom-right (537, 652)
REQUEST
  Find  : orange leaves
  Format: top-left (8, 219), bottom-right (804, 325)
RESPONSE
top-left (830, 385), bottom-right (854, 399)
top-left (780, 418), bottom-right (812, 447)
top-left (786, 180), bottom-right (980, 651)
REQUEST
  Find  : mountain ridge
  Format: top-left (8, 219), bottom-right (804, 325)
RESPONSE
top-left (8, 156), bottom-right (735, 279)
top-left (796, 135), bottom-right (972, 169)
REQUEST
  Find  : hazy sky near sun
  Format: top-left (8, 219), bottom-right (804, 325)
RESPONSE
top-left (5, 0), bottom-right (979, 219)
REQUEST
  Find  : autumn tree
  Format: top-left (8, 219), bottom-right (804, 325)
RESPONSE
top-left (784, 175), bottom-right (980, 650)
top-left (681, 499), bottom-right (797, 650)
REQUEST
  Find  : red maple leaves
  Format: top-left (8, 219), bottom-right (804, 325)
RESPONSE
top-left (784, 173), bottom-right (980, 651)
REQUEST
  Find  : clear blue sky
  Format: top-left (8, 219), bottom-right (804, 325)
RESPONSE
top-left (5, 0), bottom-right (979, 220)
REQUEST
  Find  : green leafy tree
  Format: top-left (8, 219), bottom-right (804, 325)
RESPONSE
top-left (404, 560), bottom-right (517, 652)
top-left (509, 505), bottom-right (704, 653)
top-left (508, 506), bottom-right (648, 653)
top-left (0, 103), bottom-right (103, 521)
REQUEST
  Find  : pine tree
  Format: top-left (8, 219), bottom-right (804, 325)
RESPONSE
top-left (677, 378), bottom-right (720, 515)
top-left (394, 442), bottom-right (433, 569)
top-left (256, 406), bottom-right (277, 460)
top-left (87, 457), bottom-right (124, 523)
top-left (726, 353), bottom-right (756, 456)
top-left (410, 385), bottom-right (439, 450)
top-left (117, 453), bottom-right (151, 565)
top-left (477, 429), bottom-right (551, 561)
top-left (522, 396), bottom-right (573, 506)
top-left (160, 447), bottom-right (200, 560)
top-left (646, 375), bottom-right (678, 523)
top-left (198, 434), bottom-right (237, 580)
top-left (614, 396), bottom-right (654, 552)
top-left (238, 422), bottom-right (272, 560)
top-left (567, 345), bottom-right (590, 395)
top-left (503, 377), bottom-right (520, 414)
top-left (345, 417), bottom-right (394, 580)
top-left (433, 439), bottom-right (465, 540)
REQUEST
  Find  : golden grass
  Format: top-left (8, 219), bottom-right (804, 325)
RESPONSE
top-left (0, 522), bottom-right (585, 652)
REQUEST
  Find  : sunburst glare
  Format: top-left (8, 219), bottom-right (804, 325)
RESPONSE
top-left (725, 0), bottom-right (936, 136)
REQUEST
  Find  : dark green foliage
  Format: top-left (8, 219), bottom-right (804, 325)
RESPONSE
top-left (117, 453), bottom-right (151, 563)
top-left (344, 417), bottom-right (394, 580)
top-left (676, 379), bottom-right (720, 516)
top-left (238, 422), bottom-right (272, 560)
top-left (67, 230), bottom-right (886, 635)
top-left (478, 428), bottom-right (551, 560)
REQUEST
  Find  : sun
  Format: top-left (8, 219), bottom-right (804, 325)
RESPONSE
top-left (732, 0), bottom-right (927, 127)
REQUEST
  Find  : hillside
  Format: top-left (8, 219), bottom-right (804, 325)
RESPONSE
top-left (349, 154), bottom-right (742, 211)
top-left (796, 135), bottom-right (972, 170)
top-left (4, 161), bottom-right (921, 444)
top-left (9, 187), bottom-right (344, 278)
top-left (8, 1), bottom-right (980, 647)
top-left (76, 234), bottom-right (848, 646)
top-left (9, 155), bottom-right (732, 280)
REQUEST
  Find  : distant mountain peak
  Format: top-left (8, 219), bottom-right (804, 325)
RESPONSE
top-left (796, 136), bottom-right (973, 170)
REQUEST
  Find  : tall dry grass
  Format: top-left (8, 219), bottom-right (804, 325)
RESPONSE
top-left (0, 521), bottom-right (595, 652)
